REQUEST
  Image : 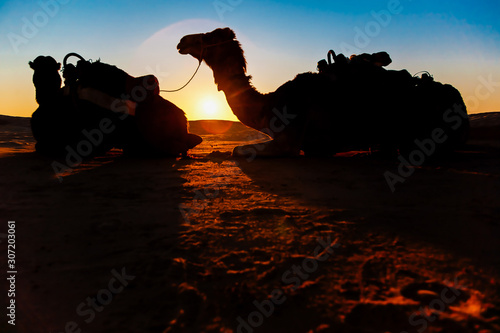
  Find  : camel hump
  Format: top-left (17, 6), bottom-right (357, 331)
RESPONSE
top-left (125, 75), bottom-right (160, 102)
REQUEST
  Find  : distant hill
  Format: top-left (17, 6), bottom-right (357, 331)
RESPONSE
top-left (468, 112), bottom-right (500, 144)
top-left (0, 115), bottom-right (252, 134)
top-left (0, 115), bottom-right (31, 127)
top-left (189, 120), bottom-right (249, 135)
top-left (2, 113), bottom-right (499, 128)
top-left (469, 112), bottom-right (500, 127)
top-left (0, 112), bottom-right (498, 145)
top-left (2, 112), bottom-right (498, 128)
top-left (0, 115), bottom-right (268, 143)
top-left (189, 120), bottom-right (268, 141)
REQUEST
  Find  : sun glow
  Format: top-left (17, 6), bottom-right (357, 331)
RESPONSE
top-left (200, 98), bottom-right (221, 119)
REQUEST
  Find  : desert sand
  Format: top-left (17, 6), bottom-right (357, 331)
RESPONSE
top-left (0, 113), bottom-right (499, 333)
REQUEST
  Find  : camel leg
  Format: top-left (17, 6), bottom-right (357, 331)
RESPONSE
top-left (233, 132), bottom-right (301, 158)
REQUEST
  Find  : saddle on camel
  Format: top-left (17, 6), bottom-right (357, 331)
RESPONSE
top-left (316, 49), bottom-right (470, 157)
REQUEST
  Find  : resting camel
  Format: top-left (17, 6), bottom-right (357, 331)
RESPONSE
top-left (30, 53), bottom-right (202, 157)
top-left (177, 27), bottom-right (469, 158)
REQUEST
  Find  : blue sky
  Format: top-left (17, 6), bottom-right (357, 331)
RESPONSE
top-left (0, 0), bottom-right (499, 119)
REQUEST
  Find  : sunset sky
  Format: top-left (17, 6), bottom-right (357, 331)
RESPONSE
top-left (0, 0), bottom-right (499, 120)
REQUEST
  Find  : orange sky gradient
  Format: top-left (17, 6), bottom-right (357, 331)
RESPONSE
top-left (1, 2), bottom-right (499, 121)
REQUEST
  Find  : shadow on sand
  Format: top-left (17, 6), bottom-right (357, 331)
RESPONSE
top-left (0, 152), bottom-right (197, 333)
top-left (235, 149), bottom-right (500, 269)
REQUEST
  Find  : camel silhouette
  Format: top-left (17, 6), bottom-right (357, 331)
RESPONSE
top-left (178, 27), bottom-right (469, 158)
top-left (29, 56), bottom-right (62, 106)
top-left (29, 55), bottom-right (119, 156)
top-left (30, 53), bottom-right (202, 157)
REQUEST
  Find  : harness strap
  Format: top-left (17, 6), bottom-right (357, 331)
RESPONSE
top-left (77, 86), bottom-right (137, 116)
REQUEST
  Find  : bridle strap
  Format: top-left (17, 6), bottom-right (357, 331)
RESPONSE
top-left (202, 39), bottom-right (234, 49)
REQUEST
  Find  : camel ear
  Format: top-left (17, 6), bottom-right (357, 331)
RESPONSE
top-left (29, 61), bottom-right (35, 69)
top-left (221, 27), bottom-right (236, 40)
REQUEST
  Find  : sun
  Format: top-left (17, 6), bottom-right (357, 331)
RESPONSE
top-left (200, 98), bottom-right (220, 118)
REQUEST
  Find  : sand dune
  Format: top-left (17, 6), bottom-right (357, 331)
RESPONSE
top-left (468, 112), bottom-right (500, 147)
top-left (0, 113), bottom-right (499, 333)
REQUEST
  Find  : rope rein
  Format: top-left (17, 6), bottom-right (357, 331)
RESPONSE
top-left (159, 60), bottom-right (202, 93)
top-left (160, 38), bottom-right (234, 93)
top-left (61, 39), bottom-right (234, 94)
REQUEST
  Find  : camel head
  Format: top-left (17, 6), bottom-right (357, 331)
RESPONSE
top-left (178, 28), bottom-right (247, 90)
top-left (29, 56), bottom-right (62, 105)
top-left (177, 27), bottom-right (236, 59)
top-left (29, 56), bottom-right (61, 76)
top-left (178, 27), bottom-right (246, 66)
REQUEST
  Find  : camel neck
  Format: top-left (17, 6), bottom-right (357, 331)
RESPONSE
top-left (215, 72), bottom-right (269, 131)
